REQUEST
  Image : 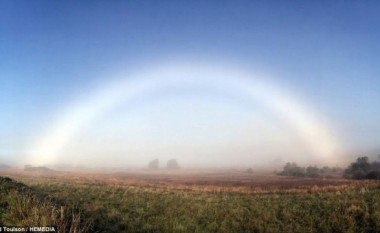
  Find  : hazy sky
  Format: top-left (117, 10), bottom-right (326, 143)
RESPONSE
top-left (1, 1), bottom-right (379, 167)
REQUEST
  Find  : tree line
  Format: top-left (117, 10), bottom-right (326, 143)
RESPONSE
top-left (343, 156), bottom-right (380, 179)
top-left (278, 156), bottom-right (380, 180)
top-left (278, 163), bottom-right (342, 178)
top-left (148, 158), bottom-right (179, 169)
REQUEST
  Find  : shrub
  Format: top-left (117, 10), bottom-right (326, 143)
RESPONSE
top-left (365, 171), bottom-right (380, 180)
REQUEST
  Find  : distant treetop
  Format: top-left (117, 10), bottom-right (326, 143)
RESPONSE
top-left (166, 159), bottom-right (179, 169)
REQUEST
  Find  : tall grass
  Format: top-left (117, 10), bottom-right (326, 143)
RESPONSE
top-left (26, 178), bottom-right (380, 233)
top-left (2, 176), bottom-right (380, 232)
top-left (0, 177), bottom-right (92, 233)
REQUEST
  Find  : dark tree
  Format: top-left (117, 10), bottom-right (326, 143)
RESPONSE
top-left (148, 159), bottom-right (159, 169)
top-left (166, 159), bottom-right (179, 169)
top-left (371, 161), bottom-right (380, 170)
top-left (344, 156), bottom-right (371, 179)
top-left (279, 162), bottom-right (305, 177)
top-left (356, 157), bottom-right (371, 172)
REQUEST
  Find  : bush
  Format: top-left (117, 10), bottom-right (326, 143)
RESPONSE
top-left (365, 171), bottom-right (380, 180)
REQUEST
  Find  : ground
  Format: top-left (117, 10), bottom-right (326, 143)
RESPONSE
top-left (1, 168), bottom-right (380, 232)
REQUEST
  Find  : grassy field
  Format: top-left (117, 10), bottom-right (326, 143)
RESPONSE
top-left (1, 169), bottom-right (380, 232)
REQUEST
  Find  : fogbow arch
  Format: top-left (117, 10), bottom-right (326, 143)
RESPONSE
top-left (26, 62), bottom-right (341, 165)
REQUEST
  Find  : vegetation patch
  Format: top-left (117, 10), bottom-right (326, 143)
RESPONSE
top-left (4, 175), bottom-right (379, 233)
top-left (0, 176), bottom-right (92, 233)
top-left (344, 157), bottom-right (380, 180)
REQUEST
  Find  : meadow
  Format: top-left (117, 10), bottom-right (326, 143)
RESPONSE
top-left (1, 169), bottom-right (380, 233)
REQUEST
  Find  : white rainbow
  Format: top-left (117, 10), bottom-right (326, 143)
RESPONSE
top-left (25, 62), bottom-right (341, 165)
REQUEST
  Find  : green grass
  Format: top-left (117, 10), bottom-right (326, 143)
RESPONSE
top-left (1, 176), bottom-right (380, 232)
top-left (0, 177), bottom-right (91, 233)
